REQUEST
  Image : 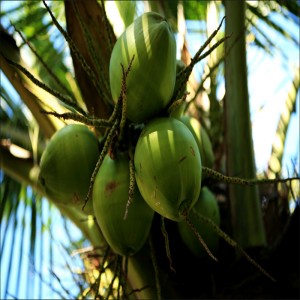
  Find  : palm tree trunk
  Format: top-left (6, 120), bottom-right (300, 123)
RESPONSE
top-left (224, 0), bottom-right (266, 248)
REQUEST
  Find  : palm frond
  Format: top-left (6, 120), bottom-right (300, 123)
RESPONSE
top-left (183, 1), bottom-right (208, 21)
top-left (0, 172), bottom-right (92, 299)
top-left (4, 1), bottom-right (78, 105)
top-left (274, 0), bottom-right (300, 22)
top-left (268, 71), bottom-right (300, 177)
top-left (246, 2), bottom-right (299, 47)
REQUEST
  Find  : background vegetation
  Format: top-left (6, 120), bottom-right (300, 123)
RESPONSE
top-left (1, 1), bottom-right (299, 299)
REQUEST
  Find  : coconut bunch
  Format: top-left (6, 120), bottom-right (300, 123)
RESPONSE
top-left (39, 12), bottom-right (217, 258)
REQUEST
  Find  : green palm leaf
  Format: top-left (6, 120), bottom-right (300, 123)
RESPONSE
top-left (268, 71), bottom-right (300, 176)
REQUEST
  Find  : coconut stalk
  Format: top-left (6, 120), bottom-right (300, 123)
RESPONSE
top-left (224, 0), bottom-right (266, 248)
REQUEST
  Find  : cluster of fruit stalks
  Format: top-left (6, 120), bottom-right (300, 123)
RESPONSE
top-left (5, 2), bottom-right (299, 288)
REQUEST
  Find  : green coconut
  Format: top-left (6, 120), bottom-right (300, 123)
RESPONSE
top-left (178, 187), bottom-right (220, 258)
top-left (93, 153), bottom-right (154, 256)
top-left (39, 124), bottom-right (100, 215)
top-left (134, 117), bottom-right (202, 221)
top-left (109, 12), bottom-right (176, 123)
top-left (179, 116), bottom-right (214, 168)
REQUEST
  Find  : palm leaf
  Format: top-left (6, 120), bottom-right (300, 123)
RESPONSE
top-left (246, 2), bottom-right (299, 47)
top-left (275, 0), bottom-right (300, 21)
top-left (0, 84), bottom-right (46, 158)
top-left (246, 17), bottom-right (276, 56)
top-left (3, 189), bottom-right (19, 299)
top-left (15, 194), bottom-right (28, 298)
top-left (0, 51), bottom-right (63, 138)
top-left (268, 71), bottom-right (300, 176)
top-left (183, 1), bottom-right (208, 21)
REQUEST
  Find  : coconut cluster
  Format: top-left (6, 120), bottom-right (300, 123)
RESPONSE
top-left (39, 12), bottom-right (219, 258)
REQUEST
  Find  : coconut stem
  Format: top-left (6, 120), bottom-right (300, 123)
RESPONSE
top-left (13, 25), bottom-right (74, 98)
top-left (118, 56), bottom-right (134, 143)
top-left (202, 167), bottom-right (300, 186)
top-left (83, 56), bottom-right (134, 211)
top-left (83, 118), bottom-right (119, 210)
top-left (173, 16), bottom-right (228, 101)
top-left (160, 217), bottom-right (176, 273)
top-left (149, 235), bottom-right (162, 300)
top-left (184, 214), bottom-right (218, 262)
top-left (5, 57), bottom-right (86, 116)
top-left (124, 157), bottom-right (135, 220)
top-left (192, 209), bottom-right (276, 282)
top-left (40, 111), bottom-right (113, 128)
